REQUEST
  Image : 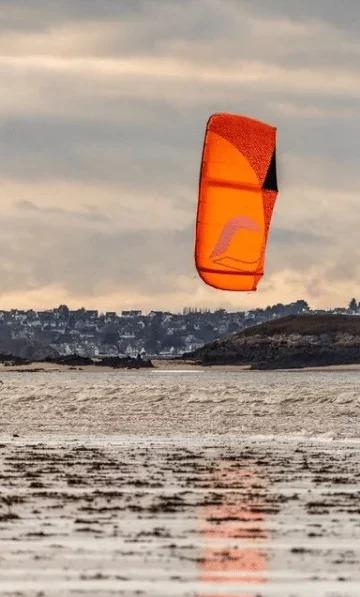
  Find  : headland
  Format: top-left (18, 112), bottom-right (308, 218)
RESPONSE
top-left (183, 314), bottom-right (360, 370)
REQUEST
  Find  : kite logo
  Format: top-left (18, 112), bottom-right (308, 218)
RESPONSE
top-left (210, 215), bottom-right (261, 270)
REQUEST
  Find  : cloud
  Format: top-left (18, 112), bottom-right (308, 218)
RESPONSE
top-left (0, 0), bottom-right (359, 310)
top-left (0, 205), bottom-right (195, 301)
top-left (245, 0), bottom-right (360, 33)
top-left (15, 199), bottom-right (110, 223)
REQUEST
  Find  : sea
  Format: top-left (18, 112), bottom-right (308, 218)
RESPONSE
top-left (1, 368), bottom-right (360, 596)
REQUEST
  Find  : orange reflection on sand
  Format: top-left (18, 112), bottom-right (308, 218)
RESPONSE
top-left (198, 467), bottom-right (267, 597)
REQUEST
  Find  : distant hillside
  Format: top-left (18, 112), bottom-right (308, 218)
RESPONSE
top-left (0, 337), bottom-right (58, 361)
top-left (185, 314), bottom-right (360, 369)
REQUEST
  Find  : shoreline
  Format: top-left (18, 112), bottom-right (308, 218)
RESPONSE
top-left (1, 359), bottom-right (360, 373)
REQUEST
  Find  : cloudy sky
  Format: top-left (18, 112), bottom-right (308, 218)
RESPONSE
top-left (1, 0), bottom-right (359, 312)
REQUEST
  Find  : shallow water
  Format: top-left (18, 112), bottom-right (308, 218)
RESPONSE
top-left (0, 370), bottom-right (360, 596)
top-left (0, 369), bottom-right (359, 438)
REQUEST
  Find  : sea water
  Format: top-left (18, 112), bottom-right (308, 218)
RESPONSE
top-left (0, 369), bottom-right (360, 596)
top-left (0, 368), bottom-right (359, 438)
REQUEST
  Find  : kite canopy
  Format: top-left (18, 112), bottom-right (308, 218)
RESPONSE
top-left (195, 113), bottom-right (278, 291)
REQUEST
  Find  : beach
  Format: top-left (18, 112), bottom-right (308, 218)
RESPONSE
top-left (2, 359), bottom-right (360, 374)
top-left (1, 369), bottom-right (360, 596)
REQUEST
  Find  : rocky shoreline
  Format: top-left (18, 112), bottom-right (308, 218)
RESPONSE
top-left (185, 314), bottom-right (360, 369)
top-left (0, 352), bottom-right (153, 370)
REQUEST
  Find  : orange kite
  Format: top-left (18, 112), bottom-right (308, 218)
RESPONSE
top-left (195, 113), bottom-right (278, 291)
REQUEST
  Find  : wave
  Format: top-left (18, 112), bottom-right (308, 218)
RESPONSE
top-left (0, 369), bottom-right (359, 439)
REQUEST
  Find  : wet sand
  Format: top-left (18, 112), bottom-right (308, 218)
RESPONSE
top-left (2, 359), bottom-right (360, 373)
top-left (0, 360), bottom-right (205, 373)
top-left (1, 435), bottom-right (360, 596)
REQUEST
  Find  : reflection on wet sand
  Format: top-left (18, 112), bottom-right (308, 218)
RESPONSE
top-left (199, 466), bottom-right (267, 596)
top-left (1, 435), bottom-right (360, 595)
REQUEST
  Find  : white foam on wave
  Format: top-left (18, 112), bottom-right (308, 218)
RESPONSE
top-left (1, 369), bottom-right (360, 439)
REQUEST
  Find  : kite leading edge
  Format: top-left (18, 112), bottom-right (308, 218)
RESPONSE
top-left (195, 113), bottom-right (278, 291)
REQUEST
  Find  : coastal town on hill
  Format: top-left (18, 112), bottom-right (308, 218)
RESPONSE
top-left (0, 298), bottom-right (359, 359)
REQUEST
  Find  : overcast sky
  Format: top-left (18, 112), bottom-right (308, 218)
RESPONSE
top-left (1, 0), bottom-right (359, 312)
